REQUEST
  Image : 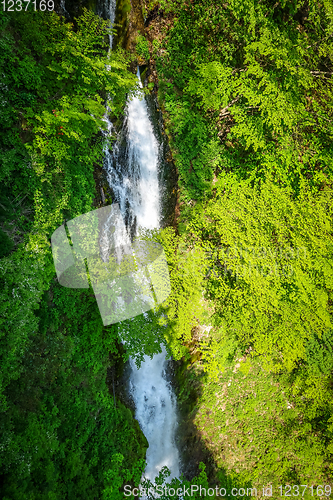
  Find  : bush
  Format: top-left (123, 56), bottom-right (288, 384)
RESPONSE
top-left (136, 34), bottom-right (150, 61)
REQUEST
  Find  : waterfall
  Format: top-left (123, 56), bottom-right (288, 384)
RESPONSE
top-left (104, 69), bottom-right (160, 237)
top-left (129, 347), bottom-right (180, 481)
top-left (97, 0), bottom-right (117, 35)
top-left (101, 4), bottom-right (180, 484)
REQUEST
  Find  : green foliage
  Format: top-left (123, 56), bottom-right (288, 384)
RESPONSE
top-left (2, 0), bottom-right (333, 494)
top-left (0, 7), bottom-right (144, 498)
top-left (0, 228), bottom-right (14, 258)
top-left (155, 227), bottom-right (208, 361)
top-left (0, 284), bottom-right (147, 499)
top-left (152, 38), bottom-right (161, 56)
top-left (147, 0), bottom-right (180, 14)
top-left (156, 0), bottom-right (333, 200)
top-left (154, 0), bottom-right (333, 487)
top-left (141, 462), bottom-right (211, 500)
top-left (306, 330), bottom-right (333, 376)
top-left (159, 177), bottom-right (333, 490)
top-left (191, 358), bottom-right (333, 492)
top-left (187, 176), bottom-right (333, 373)
top-left (136, 34), bottom-right (150, 61)
top-left (117, 309), bottom-right (165, 367)
top-left (0, 5), bottom-right (136, 401)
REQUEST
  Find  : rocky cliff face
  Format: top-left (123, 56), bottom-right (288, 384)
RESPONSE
top-left (116, 0), bottom-right (145, 54)
top-left (53, 0), bottom-right (98, 20)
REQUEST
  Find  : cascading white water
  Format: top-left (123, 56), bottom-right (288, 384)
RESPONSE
top-left (105, 70), bottom-right (160, 233)
top-left (129, 347), bottom-right (180, 482)
top-left (100, 2), bottom-right (180, 483)
top-left (103, 70), bottom-right (180, 482)
top-left (57, 1), bottom-right (180, 481)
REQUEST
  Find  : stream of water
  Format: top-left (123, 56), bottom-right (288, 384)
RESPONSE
top-left (100, 1), bottom-right (180, 484)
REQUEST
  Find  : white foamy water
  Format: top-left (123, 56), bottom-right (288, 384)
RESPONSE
top-left (125, 73), bottom-right (160, 230)
top-left (104, 69), bottom-right (160, 237)
top-left (129, 347), bottom-right (180, 481)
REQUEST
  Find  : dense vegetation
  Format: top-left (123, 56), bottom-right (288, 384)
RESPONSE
top-left (0, 7), bottom-right (151, 499)
top-left (140, 0), bottom-right (333, 495)
top-left (1, 0), bottom-right (333, 497)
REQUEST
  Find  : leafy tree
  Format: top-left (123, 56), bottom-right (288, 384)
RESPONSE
top-left (186, 175), bottom-right (333, 373)
top-left (150, 0), bottom-right (333, 488)
top-left (156, 0), bottom-right (333, 200)
top-left (0, 7), bottom-right (147, 498)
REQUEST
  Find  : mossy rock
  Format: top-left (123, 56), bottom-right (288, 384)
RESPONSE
top-left (112, 0), bottom-right (131, 49)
